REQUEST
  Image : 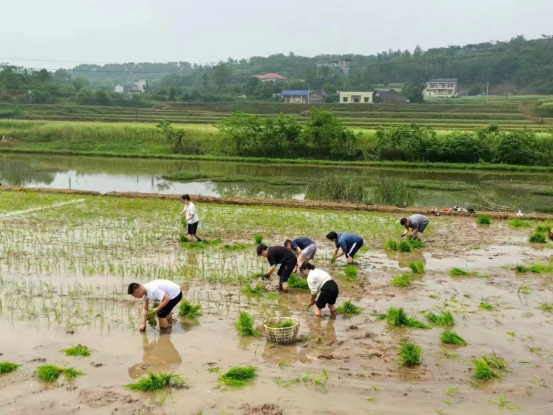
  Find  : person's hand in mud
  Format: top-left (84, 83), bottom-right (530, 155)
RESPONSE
top-left (139, 324), bottom-right (146, 332)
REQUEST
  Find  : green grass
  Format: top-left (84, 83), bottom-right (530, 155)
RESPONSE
top-left (399, 340), bottom-right (421, 366)
top-left (472, 358), bottom-right (499, 381)
top-left (162, 171), bottom-right (212, 181)
top-left (343, 265), bottom-right (359, 281)
top-left (218, 366), bottom-right (257, 388)
top-left (391, 273), bottom-right (412, 287)
top-left (336, 300), bottom-right (362, 314)
top-left (509, 218), bottom-right (531, 229)
top-left (222, 242), bottom-right (251, 250)
top-left (179, 238), bottom-right (222, 249)
top-left (379, 307), bottom-right (429, 329)
top-left (441, 331), bottom-right (468, 345)
top-left (529, 232), bottom-right (547, 243)
top-left (409, 261), bottom-right (425, 274)
top-left (235, 312), bottom-right (261, 337)
top-left (514, 263), bottom-right (553, 273)
top-left (477, 215), bottom-right (491, 224)
top-left (63, 345), bottom-right (92, 357)
top-left (179, 301), bottom-right (202, 318)
top-left (426, 310), bottom-right (455, 327)
top-left (127, 372), bottom-right (186, 391)
top-left (384, 240), bottom-right (399, 251)
top-left (36, 364), bottom-right (84, 382)
top-left (0, 362), bottom-right (21, 373)
top-left (288, 274), bottom-right (309, 289)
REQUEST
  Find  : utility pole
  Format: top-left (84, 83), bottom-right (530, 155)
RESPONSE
top-left (307, 84), bottom-right (310, 104)
top-left (486, 81), bottom-right (489, 103)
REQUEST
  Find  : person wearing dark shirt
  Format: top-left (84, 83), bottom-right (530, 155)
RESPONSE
top-left (257, 244), bottom-right (297, 292)
top-left (326, 231), bottom-right (364, 264)
top-left (400, 214), bottom-right (429, 241)
top-left (284, 237), bottom-right (317, 268)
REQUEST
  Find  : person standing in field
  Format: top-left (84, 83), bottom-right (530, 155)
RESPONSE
top-left (299, 262), bottom-right (339, 317)
top-left (180, 194), bottom-right (202, 242)
top-left (326, 231), bottom-right (364, 264)
top-left (400, 214), bottom-right (429, 241)
top-left (284, 237), bottom-right (317, 268)
top-left (128, 280), bottom-right (183, 332)
top-left (256, 244), bottom-right (297, 292)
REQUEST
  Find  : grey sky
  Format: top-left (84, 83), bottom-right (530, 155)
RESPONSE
top-left (2, 0), bottom-right (552, 69)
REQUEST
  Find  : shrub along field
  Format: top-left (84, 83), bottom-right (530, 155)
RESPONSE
top-left (0, 189), bottom-right (552, 413)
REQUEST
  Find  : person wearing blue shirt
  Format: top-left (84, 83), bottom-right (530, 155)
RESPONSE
top-left (326, 231), bottom-right (364, 264)
top-left (284, 237), bottom-right (317, 268)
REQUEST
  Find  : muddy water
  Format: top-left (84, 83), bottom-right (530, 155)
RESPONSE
top-left (3, 153), bottom-right (553, 211)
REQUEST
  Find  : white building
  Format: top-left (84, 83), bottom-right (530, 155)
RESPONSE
top-left (114, 80), bottom-right (147, 94)
top-left (425, 78), bottom-right (459, 97)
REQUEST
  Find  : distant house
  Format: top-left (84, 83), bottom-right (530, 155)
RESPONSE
top-left (425, 78), bottom-right (459, 97)
top-left (317, 59), bottom-right (351, 76)
top-left (338, 89), bottom-right (375, 104)
top-left (281, 90), bottom-right (325, 104)
top-left (114, 80), bottom-right (147, 94)
top-left (375, 89), bottom-right (409, 103)
top-left (254, 73), bottom-right (287, 83)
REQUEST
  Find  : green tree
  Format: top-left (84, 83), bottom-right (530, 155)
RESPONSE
top-left (401, 77), bottom-right (425, 103)
top-left (168, 86), bottom-right (178, 102)
top-left (217, 111), bottom-right (263, 154)
top-left (156, 120), bottom-right (186, 152)
top-left (468, 85), bottom-right (482, 96)
top-left (496, 130), bottom-right (537, 165)
top-left (212, 63), bottom-right (231, 90)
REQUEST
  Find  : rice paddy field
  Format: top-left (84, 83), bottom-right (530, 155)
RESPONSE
top-left (0, 189), bottom-right (552, 414)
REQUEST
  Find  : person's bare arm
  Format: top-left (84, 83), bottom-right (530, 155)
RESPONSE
top-left (264, 265), bottom-right (277, 278)
top-left (140, 300), bottom-right (149, 332)
top-left (401, 227), bottom-right (409, 237)
top-left (309, 293), bottom-right (317, 305)
top-left (335, 250), bottom-right (345, 258)
top-left (332, 247), bottom-right (339, 258)
top-left (152, 294), bottom-right (171, 314)
top-left (180, 207), bottom-right (186, 216)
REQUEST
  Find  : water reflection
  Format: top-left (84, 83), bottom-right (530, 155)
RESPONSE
top-left (128, 333), bottom-right (182, 379)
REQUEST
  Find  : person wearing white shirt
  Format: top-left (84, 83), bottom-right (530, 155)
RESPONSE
top-left (299, 263), bottom-right (339, 317)
top-left (128, 280), bottom-right (183, 331)
top-left (179, 194), bottom-right (202, 242)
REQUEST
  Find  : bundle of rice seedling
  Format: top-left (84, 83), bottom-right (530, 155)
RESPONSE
top-left (483, 352), bottom-right (509, 371)
top-left (148, 301), bottom-right (159, 327)
top-left (425, 310), bottom-right (455, 327)
top-left (406, 236), bottom-right (426, 248)
top-left (343, 265), bottom-right (359, 281)
top-left (128, 372), bottom-right (186, 391)
top-left (0, 362), bottom-right (20, 373)
top-left (218, 366), bottom-right (257, 388)
top-left (399, 241), bottom-right (412, 253)
top-left (409, 261), bottom-right (425, 274)
top-left (235, 312), bottom-right (261, 337)
top-left (36, 364), bottom-right (83, 382)
top-left (535, 224), bottom-right (553, 233)
top-left (242, 283), bottom-right (264, 295)
top-left (477, 215), bottom-right (491, 225)
top-left (440, 331), bottom-right (468, 345)
top-left (529, 233), bottom-right (547, 244)
top-left (329, 257), bottom-right (337, 265)
top-left (265, 319), bottom-right (295, 328)
top-left (509, 218), bottom-right (531, 229)
top-left (384, 240), bottom-right (399, 251)
top-left (336, 300), bottom-right (362, 314)
top-left (379, 307), bottom-right (429, 329)
top-left (179, 301), bottom-right (202, 318)
top-left (63, 345), bottom-right (92, 357)
top-left (399, 339), bottom-right (421, 366)
top-left (391, 273), bottom-right (411, 287)
top-left (254, 234), bottom-right (263, 244)
top-left (472, 358), bottom-right (498, 381)
top-left (288, 274), bottom-right (309, 289)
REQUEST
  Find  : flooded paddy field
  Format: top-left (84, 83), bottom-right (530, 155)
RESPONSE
top-left (0, 190), bottom-right (552, 414)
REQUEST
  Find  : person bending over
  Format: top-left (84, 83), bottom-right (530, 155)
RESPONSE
top-left (257, 244), bottom-right (297, 292)
top-left (400, 214), bottom-right (429, 241)
top-left (128, 279), bottom-right (183, 332)
top-left (300, 262), bottom-right (339, 317)
top-left (284, 237), bottom-right (317, 268)
top-left (180, 194), bottom-right (202, 242)
top-left (326, 231), bottom-right (364, 264)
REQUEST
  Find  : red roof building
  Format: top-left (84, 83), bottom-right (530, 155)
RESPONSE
top-left (253, 73), bottom-right (287, 83)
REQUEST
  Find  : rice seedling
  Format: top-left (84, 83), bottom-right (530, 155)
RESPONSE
top-left (471, 358), bottom-right (499, 381)
top-left (179, 301), bottom-right (202, 318)
top-left (487, 394), bottom-right (521, 410)
top-left (426, 310), bottom-right (455, 327)
top-left (235, 312), bottom-right (261, 337)
top-left (506, 331), bottom-right (516, 339)
top-left (254, 234), bottom-right (263, 244)
top-left (479, 298), bottom-right (494, 310)
top-left (391, 273), bottom-right (411, 287)
top-left (529, 232), bottom-right (547, 243)
top-left (398, 241), bottom-right (412, 253)
top-left (538, 302), bottom-right (553, 313)
top-left (278, 360), bottom-right (290, 370)
top-left (445, 387), bottom-right (458, 395)
top-left (483, 352), bottom-right (509, 372)
top-left (336, 300), bottom-right (362, 314)
top-left (441, 331), bottom-right (467, 345)
top-left (366, 397), bottom-right (377, 403)
top-left (207, 367), bottom-right (220, 373)
top-left (218, 366), bottom-right (257, 388)
top-left (378, 307), bottom-right (430, 329)
top-left (179, 235), bottom-right (190, 243)
top-left (428, 294), bottom-right (440, 299)
top-left (222, 243), bottom-right (251, 250)
top-left (288, 274), bottom-right (309, 289)
top-left (509, 218), bottom-right (531, 229)
top-left (36, 364), bottom-right (84, 382)
top-left (515, 263), bottom-right (553, 273)
top-left (384, 240), bottom-right (399, 251)
top-left (535, 224), bottom-right (553, 233)
top-left (399, 339), bottom-right (421, 366)
top-left (329, 257), bottom-right (337, 265)
top-left (265, 320), bottom-right (295, 328)
top-left (517, 282), bottom-right (531, 296)
top-left (406, 235), bottom-right (426, 248)
top-left (127, 372), bottom-right (186, 391)
top-left (477, 215), bottom-right (491, 225)
top-left (449, 268), bottom-right (471, 277)
top-left (0, 362), bottom-right (21, 373)
top-left (63, 345), bottom-right (92, 357)
top-left (409, 261), bottom-right (425, 274)
top-left (242, 283), bottom-right (264, 295)
top-left (372, 385), bottom-right (380, 392)
top-left (343, 265), bottom-right (359, 281)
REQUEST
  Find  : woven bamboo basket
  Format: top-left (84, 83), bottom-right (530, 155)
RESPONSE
top-left (263, 317), bottom-right (300, 343)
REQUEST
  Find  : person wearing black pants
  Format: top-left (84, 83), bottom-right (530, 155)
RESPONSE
top-left (299, 262), bottom-right (339, 317)
top-left (180, 194), bottom-right (202, 242)
top-left (257, 244), bottom-right (297, 292)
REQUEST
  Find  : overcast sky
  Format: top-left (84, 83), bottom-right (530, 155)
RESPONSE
top-left (1, 0), bottom-right (552, 69)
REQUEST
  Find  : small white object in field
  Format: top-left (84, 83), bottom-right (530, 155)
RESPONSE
top-left (516, 210), bottom-right (523, 217)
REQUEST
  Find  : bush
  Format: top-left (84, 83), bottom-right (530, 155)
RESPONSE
top-left (368, 177), bottom-right (415, 208)
top-left (468, 85), bottom-right (482, 96)
top-left (496, 130), bottom-right (537, 166)
top-left (477, 215), bottom-right (491, 224)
